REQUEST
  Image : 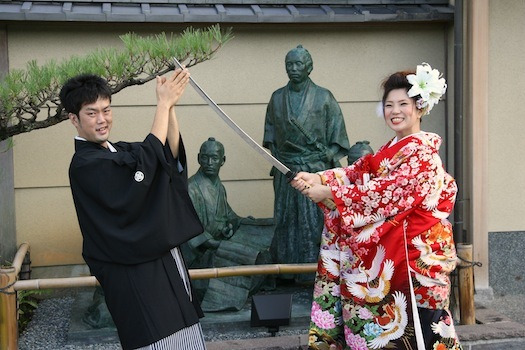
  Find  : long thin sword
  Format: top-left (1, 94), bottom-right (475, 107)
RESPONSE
top-left (173, 58), bottom-right (336, 211)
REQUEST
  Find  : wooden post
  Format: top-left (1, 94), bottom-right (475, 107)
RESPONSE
top-left (457, 243), bottom-right (476, 325)
top-left (468, 0), bottom-right (490, 291)
top-left (0, 266), bottom-right (18, 350)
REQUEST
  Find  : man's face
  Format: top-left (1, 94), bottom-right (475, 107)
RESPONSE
top-left (70, 97), bottom-right (112, 147)
top-left (198, 144), bottom-right (225, 177)
top-left (285, 51), bottom-right (311, 84)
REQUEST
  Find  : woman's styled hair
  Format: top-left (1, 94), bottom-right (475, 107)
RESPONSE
top-left (380, 63), bottom-right (447, 117)
top-left (381, 70), bottom-right (417, 107)
top-left (59, 74), bottom-right (112, 115)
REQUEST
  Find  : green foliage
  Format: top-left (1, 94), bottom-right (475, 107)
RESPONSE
top-left (17, 289), bottom-right (51, 334)
top-left (0, 24), bottom-right (233, 141)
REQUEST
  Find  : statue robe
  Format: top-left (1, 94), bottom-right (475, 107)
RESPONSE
top-left (263, 78), bottom-right (350, 280)
top-left (184, 170), bottom-right (240, 268)
top-left (183, 170), bottom-right (274, 311)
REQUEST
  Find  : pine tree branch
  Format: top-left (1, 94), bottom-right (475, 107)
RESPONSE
top-left (0, 25), bottom-right (233, 141)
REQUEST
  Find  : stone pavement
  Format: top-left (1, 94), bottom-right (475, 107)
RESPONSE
top-left (30, 266), bottom-right (525, 350)
top-left (201, 288), bottom-right (525, 350)
top-left (65, 286), bottom-right (525, 350)
top-left (203, 303), bottom-right (525, 350)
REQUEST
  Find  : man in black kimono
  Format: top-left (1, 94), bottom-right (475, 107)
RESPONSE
top-left (60, 70), bottom-right (207, 350)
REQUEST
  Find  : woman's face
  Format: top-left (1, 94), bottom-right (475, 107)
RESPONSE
top-left (383, 88), bottom-right (423, 139)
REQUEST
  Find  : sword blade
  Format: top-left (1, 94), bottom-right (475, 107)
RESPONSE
top-left (173, 58), bottom-right (337, 211)
top-left (173, 57), bottom-right (292, 178)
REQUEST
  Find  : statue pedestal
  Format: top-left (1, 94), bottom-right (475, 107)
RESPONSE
top-left (67, 289), bottom-right (119, 346)
top-left (200, 220), bottom-right (275, 312)
top-left (66, 283), bottom-right (313, 345)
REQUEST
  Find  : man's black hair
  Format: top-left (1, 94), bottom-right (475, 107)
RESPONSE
top-left (59, 74), bottom-right (112, 115)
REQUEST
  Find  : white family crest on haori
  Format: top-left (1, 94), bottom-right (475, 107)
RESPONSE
top-left (134, 171), bottom-right (145, 182)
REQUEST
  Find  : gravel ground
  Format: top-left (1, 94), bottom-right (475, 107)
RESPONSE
top-left (18, 296), bottom-right (122, 350)
top-left (18, 294), bottom-right (308, 349)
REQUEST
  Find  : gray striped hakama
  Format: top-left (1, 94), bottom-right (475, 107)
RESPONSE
top-left (135, 247), bottom-right (207, 350)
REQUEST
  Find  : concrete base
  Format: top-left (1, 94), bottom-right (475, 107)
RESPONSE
top-left (67, 290), bottom-right (119, 346)
top-left (65, 284), bottom-right (313, 346)
top-left (474, 287), bottom-right (495, 303)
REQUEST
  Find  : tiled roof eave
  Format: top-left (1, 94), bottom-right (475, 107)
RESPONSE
top-left (0, 2), bottom-right (454, 23)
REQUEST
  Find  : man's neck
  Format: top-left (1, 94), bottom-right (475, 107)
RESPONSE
top-left (75, 136), bottom-right (112, 151)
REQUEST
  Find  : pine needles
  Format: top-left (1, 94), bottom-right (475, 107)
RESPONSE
top-left (0, 24), bottom-right (233, 141)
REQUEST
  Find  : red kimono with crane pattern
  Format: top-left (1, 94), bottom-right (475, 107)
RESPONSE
top-left (308, 132), bottom-right (463, 350)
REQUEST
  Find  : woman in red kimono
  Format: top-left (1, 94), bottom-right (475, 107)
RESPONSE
top-left (292, 64), bottom-right (462, 350)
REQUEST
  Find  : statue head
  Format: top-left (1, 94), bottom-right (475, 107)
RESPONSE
top-left (285, 45), bottom-right (313, 84)
top-left (198, 137), bottom-right (226, 178)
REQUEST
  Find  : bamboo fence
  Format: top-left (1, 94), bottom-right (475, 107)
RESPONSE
top-left (1, 242), bottom-right (477, 350)
top-left (0, 243), bottom-right (316, 350)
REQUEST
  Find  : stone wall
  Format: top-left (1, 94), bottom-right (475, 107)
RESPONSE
top-left (0, 141), bottom-right (16, 264)
top-left (488, 231), bottom-right (525, 295)
top-left (0, 27), bottom-right (16, 264)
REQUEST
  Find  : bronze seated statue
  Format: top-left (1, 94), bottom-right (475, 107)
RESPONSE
top-left (181, 137), bottom-right (275, 312)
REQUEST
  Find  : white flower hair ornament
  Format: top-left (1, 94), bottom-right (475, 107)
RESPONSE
top-left (406, 63), bottom-right (447, 115)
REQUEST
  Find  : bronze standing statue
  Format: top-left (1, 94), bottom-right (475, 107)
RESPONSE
top-left (263, 45), bottom-right (350, 283)
top-left (182, 138), bottom-right (274, 311)
top-left (348, 140), bottom-right (374, 165)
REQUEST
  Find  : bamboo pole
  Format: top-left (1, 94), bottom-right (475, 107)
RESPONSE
top-left (14, 263), bottom-right (318, 291)
top-left (14, 276), bottom-right (99, 291)
top-left (189, 263), bottom-right (317, 280)
top-left (457, 243), bottom-right (476, 325)
top-left (0, 243), bottom-right (29, 350)
top-left (11, 243), bottom-right (29, 275)
top-left (0, 266), bottom-right (17, 350)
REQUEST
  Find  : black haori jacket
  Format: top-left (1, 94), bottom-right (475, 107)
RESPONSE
top-left (69, 134), bottom-right (204, 350)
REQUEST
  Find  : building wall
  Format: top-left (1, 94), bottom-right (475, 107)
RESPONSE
top-left (9, 22), bottom-right (452, 266)
top-left (487, 0), bottom-right (525, 231)
top-left (485, 0), bottom-right (525, 293)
